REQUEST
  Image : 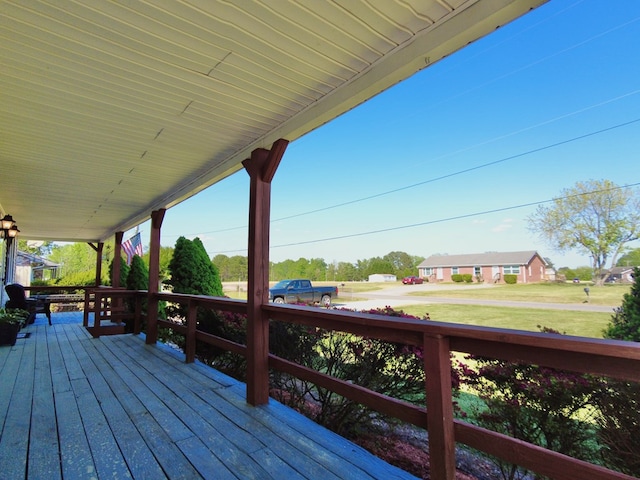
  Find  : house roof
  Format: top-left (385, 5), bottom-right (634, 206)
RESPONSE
top-left (418, 250), bottom-right (544, 268)
top-left (0, 0), bottom-right (547, 243)
top-left (16, 251), bottom-right (60, 269)
top-left (607, 266), bottom-right (636, 275)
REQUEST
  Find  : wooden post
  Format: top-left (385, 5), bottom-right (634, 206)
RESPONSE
top-left (185, 299), bottom-right (197, 363)
top-left (88, 242), bottom-right (104, 286)
top-left (424, 334), bottom-right (456, 480)
top-left (113, 232), bottom-right (123, 287)
top-left (92, 289), bottom-right (102, 338)
top-left (242, 139), bottom-right (288, 406)
top-left (146, 209), bottom-right (165, 345)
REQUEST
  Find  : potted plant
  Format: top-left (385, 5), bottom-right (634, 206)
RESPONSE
top-left (0, 308), bottom-right (29, 346)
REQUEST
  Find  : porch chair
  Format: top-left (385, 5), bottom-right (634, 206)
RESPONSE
top-left (4, 283), bottom-right (50, 325)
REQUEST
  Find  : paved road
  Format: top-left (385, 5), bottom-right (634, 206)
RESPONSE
top-left (335, 284), bottom-right (616, 313)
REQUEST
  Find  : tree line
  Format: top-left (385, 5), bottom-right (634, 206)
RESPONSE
top-left (213, 251), bottom-right (425, 283)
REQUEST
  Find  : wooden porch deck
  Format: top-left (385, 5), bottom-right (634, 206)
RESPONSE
top-left (0, 313), bottom-right (416, 480)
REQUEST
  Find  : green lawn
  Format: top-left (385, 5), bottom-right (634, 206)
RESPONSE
top-left (398, 303), bottom-right (612, 339)
top-left (408, 282), bottom-right (629, 306)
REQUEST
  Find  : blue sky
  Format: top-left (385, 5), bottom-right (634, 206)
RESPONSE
top-left (135, 0), bottom-right (640, 269)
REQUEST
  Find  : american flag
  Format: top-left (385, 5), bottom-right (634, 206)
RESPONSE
top-left (122, 232), bottom-right (143, 265)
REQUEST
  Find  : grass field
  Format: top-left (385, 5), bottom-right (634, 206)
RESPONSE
top-left (408, 282), bottom-right (629, 306)
top-left (223, 281), bottom-right (624, 339)
top-left (397, 303), bottom-right (612, 339)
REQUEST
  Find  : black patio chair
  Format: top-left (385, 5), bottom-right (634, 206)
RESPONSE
top-left (4, 283), bottom-right (42, 325)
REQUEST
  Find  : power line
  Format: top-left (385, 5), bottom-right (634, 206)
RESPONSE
top-left (176, 10), bottom-right (640, 241)
top-left (212, 182), bottom-right (640, 255)
top-left (187, 115), bottom-right (640, 237)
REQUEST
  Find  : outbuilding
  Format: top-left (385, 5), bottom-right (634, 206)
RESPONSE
top-left (368, 273), bottom-right (397, 283)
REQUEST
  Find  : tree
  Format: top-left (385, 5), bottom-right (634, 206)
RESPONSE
top-left (47, 241), bottom-right (112, 285)
top-left (616, 248), bottom-right (640, 267)
top-left (597, 267), bottom-right (640, 476)
top-left (604, 266), bottom-right (640, 341)
top-left (363, 257), bottom-right (395, 279)
top-left (124, 254), bottom-right (149, 331)
top-left (335, 262), bottom-right (358, 281)
top-left (143, 245), bottom-right (173, 284)
top-left (126, 255), bottom-right (148, 291)
top-left (18, 239), bottom-right (54, 257)
top-left (167, 237), bottom-right (223, 297)
top-left (528, 179), bottom-right (640, 286)
top-left (383, 251), bottom-right (424, 278)
top-left (108, 256), bottom-right (129, 287)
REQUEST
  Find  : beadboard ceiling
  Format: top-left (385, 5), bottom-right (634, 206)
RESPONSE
top-left (0, 0), bottom-right (546, 242)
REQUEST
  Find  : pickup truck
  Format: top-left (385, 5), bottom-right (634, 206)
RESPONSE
top-left (269, 279), bottom-right (338, 306)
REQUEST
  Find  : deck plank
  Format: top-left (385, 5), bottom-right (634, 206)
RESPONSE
top-left (48, 324), bottom-right (98, 479)
top-left (105, 336), bottom-right (272, 479)
top-left (0, 314), bottom-right (417, 480)
top-left (65, 326), bottom-right (167, 480)
top-left (77, 331), bottom-right (201, 479)
top-left (28, 325), bottom-right (62, 480)
top-left (59, 327), bottom-right (133, 479)
top-left (0, 327), bottom-right (35, 479)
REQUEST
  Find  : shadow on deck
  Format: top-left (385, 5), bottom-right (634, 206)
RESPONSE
top-left (0, 312), bottom-right (416, 479)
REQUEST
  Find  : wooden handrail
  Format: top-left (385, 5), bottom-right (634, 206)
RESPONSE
top-left (95, 289), bottom-right (638, 480)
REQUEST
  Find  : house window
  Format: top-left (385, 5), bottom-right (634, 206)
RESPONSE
top-left (503, 265), bottom-right (520, 274)
top-left (423, 267), bottom-right (433, 276)
top-left (452, 267), bottom-right (459, 275)
top-left (474, 266), bottom-right (481, 277)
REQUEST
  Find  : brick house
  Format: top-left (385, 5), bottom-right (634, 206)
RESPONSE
top-left (605, 266), bottom-right (636, 284)
top-left (417, 250), bottom-right (548, 284)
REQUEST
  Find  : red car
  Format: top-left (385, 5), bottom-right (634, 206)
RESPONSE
top-left (402, 276), bottom-right (423, 285)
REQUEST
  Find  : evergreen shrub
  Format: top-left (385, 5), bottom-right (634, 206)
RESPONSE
top-left (596, 267), bottom-right (640, 476)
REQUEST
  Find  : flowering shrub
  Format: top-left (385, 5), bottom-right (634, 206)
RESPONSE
top-left (187, 303), bottom-right (458, 438)
top-left (460, 327), bottom-right (602, 480)
top-left (268, 306), bottom-right (462, 437)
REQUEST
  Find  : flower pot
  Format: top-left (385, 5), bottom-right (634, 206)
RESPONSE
top-left (0, 323), bottom-right (20, 346)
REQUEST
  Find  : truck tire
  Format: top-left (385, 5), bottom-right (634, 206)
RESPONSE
top-left (273, 297), bottom-right (285, 304)
top-left (321, 294), bottom-right (331, 307)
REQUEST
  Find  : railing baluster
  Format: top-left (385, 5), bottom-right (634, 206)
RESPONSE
top-left (185, 299), bottom-right (197, 363)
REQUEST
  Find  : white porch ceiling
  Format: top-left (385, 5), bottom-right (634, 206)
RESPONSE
top-left (0, 0), bottom-right (546, 242)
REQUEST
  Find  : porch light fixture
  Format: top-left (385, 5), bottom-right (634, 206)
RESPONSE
top-left (1, 214), bottom-right (19, 285)
top-left (1, 214), bottom-right (19, 239)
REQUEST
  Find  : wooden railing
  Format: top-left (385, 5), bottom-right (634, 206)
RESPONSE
top-left (83, 287), bottom-right (143, 333)
top-left (24, 284), bottom-right (89, 316)
top-left (24, 284), bottom-right (87, 297)
top-left (87, 288), bottom-right (640, 480)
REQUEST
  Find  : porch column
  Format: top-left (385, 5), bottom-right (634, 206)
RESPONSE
top-left (146, 208), bottom-right (165, 344)
top-left (88, 242), bottom-right (104, 286)
top-left (1, 235), bottom-right (18, 305)
top-left (242, 139), bottom-right (288, 406)
top-left (113, 231), bottom-right (124, 287)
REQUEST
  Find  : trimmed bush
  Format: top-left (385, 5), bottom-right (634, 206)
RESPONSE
top-left (504, 274), bottom-right (517, 284)
top-left (451, 274), bottom-right (463, 283)
top-left (462, 273), bottom-right (473, 283)
top-left (108, 257), bottom-right (129, 287)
